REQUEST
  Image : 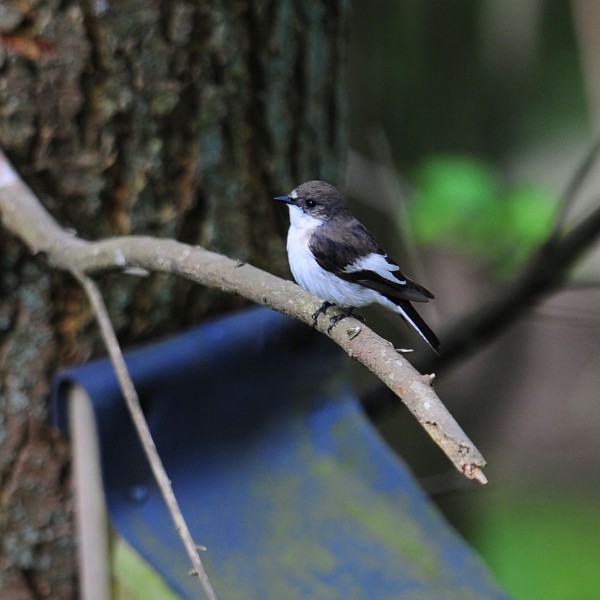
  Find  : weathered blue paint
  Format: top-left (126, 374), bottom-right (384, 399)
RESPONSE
top-left (52, 307), bottom-right (510, 599)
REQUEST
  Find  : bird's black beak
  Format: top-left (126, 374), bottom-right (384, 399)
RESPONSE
top-left (274, 195), bottom-right (292, 205)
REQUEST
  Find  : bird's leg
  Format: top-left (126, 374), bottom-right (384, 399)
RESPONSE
top-left (326, 307), bottom-right (364, 334)
top-left (311, 301), bottom-right (334, 328)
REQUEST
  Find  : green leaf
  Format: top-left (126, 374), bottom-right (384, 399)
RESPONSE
top-left (409, 155), bottom-right (555, 274)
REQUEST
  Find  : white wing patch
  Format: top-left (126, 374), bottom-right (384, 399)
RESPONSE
top-left (343, 253), bottom-right (406, 285)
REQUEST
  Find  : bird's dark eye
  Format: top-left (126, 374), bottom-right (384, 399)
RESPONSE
top-left (305, 198), bottom-right (317, 209)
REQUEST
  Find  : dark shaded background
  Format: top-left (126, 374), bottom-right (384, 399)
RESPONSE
top-left (345, 3), bottom-right (600, 599)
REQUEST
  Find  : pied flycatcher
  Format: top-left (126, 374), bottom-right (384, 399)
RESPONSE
top-left (275, 180), bottom-right (440, 353)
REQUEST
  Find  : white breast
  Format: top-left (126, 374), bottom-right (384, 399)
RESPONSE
top-left (286, 206), bottom-right (324, 292)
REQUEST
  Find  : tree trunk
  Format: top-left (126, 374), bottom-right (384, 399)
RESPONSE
top-left (0, 1), bottom-right (348, 596)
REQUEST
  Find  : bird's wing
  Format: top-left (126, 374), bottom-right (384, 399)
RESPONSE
top-left (310, 220), bottom-right (434, 303)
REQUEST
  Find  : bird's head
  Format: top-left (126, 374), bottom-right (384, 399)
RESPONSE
top-left (275, 181), bottom-right (349, 223)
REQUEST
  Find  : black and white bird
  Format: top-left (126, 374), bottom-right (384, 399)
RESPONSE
top-left (275, 180), bottom-right (440, 353)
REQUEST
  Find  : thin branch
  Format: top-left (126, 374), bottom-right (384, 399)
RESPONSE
top-left (73, 273), bottom-right (218, 600)
top-left (419, 195), bottom-right (600, 375)
top-left (0, 149), bottom-right (488, 482)
top-left (0, 150), bottom-right (487, 482)
top-left (562, 279), bottom-right (600, 291)
top-left (551, 139), bottom-right (600, 237)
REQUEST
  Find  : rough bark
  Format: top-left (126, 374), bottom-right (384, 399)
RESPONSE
top-left (0, 1), bottom-right (349, 596)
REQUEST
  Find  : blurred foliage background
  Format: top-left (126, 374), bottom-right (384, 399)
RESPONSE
top-left (345, 2), bottom-right (600, 599)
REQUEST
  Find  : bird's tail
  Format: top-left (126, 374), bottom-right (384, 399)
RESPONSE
top-left (391, 300), bottom-right (440, 353)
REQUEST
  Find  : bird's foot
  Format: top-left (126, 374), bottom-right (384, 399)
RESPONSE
top-left (326, 308), bottom-right (364, 334)
top-left (311, 301), bottom-right (334, 328)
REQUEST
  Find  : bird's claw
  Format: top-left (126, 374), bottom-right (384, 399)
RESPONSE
top-left (312, 302), bottom-right (364, 333)
top-left (311, 301), bottom-right (333, 328)
top-left (326, 308), bottom-right (364, 334)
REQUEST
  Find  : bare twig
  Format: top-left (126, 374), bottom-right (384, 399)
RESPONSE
top-left (73, 273), bottom-right (218, 600)
top-left (420, 195), bottom-right (600, 376)
top-left (404, 139), bottom-right (600, 377)
top-left (347, 142), bottom-right (600, 381)
top-left (551, 139), bottom-right (600, 236)
top-left (0, 148), bottom-right (487, 482)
